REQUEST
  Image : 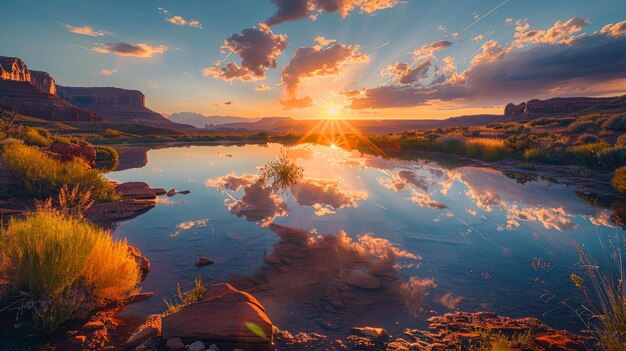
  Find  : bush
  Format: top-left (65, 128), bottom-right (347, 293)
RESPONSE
top-left (22, 127), bottom-right (52, 147)
top-left (617, 134), bottom-right (626, 148)
top-left (435, 134), bottom-right (466, 153)
top-left (103, 128), bottom-right (123, 138)
top-left (597, 148), bottom-right (626, 170)
top-left (568, 119), bottom-right (598, 133)
top-left (575, 133), bottom-right (599, 145)
top-left (0, 210), bottom-right (140, 332)
top-left (612, 166), bottom-right (626, 192)
top-left (602, 115), bottom-right (626, 131)
top-left (0, 143), bottom-right (117, 201)
top-left (259, 150), bottom-right (304, 192)
top-left (464, 138), bottom-right (510, 161)
top-left (565, 142), bottom-right (609, 167)
top-left (95, 146), bottom-right (120, 171)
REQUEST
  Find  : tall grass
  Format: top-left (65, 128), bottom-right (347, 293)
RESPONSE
top-left (612, 166), bottom-right (626, 192)
top-left (572, 242), bottom-right (626, 351)
top-left (0, 210), bottom-right (140, 333)
top-left (0, 142), bottom-right (117, 201)
top-left (259, 150), bottom-right (304, 192)
top-left (163, 276), bottom-right (206, 317)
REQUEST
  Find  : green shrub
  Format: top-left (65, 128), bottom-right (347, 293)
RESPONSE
top-left (565, 142), bottom-right (610, 167)
top-left (0, 210), bottom-right (140, 333)
top-left (0, 143), bottom-right (117, 201)
top-left (435, 134), bottom-right (466, 153)
top-left (163, 276), bottom-right (206, 317)
top-left (95, 146), bottom-right (120, 171)
top-left (617, 134), bottom-right (626, 148)
top-left (597, 148), bottom-right (626, 170)
top-left (602, 115), bottom-right (626, 131)
top-left (259, 150), bottom-right (304, 192)
top-left (568, 119), bottom-right (598, 133)
top-left (103, 128), bottom-right (123, 138)
top-left (22, 128), bottom-right (52, 147)
top-left (612, 166), bottom-right (626, 192)
top-left (575, 133), bottom-right (599, 145)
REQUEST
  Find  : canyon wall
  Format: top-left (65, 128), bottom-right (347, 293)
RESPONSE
top-left (504, 96), bottom-right (622, 119)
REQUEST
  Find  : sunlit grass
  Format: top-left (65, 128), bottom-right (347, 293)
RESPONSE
top-left (163, 276), bottom-right (206, 317)
top-left (259, 149), bottom-right (304, 192)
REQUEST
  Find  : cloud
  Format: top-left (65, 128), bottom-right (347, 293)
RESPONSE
top-left (290, 178), bottom-right (368, 215)
top-left (413, 40), bottom-right (453, 59)
top-left (601, 20), bottom-right (626, 37)
top-left (172, 218), bottom-right (208, 237)
top-left (255, 84), bottom-right (271, 91)
top-left (343, 17), bottom-right (626, 109)
top-left (159, 8), bottom-right (203, 28)
top-left (380, 170), bottom-right (429, 192)
top-left (63, 23), bottom-right (111, 37)
top-left (472, 34), bottom-right (484, 42)
top-left (99, 68), bottom-right (117, 75)
top-left (148, 82), bottom-right (160, 89)
top-left (265, 0), bottom-right (401, 26)
top-left (91, 42), bottom-right (167, 58)
top-left (203, 23), bottom-right (287, 82)
top-left (280, 38), bottom-right (369, 109)
top-left (206, 174), bottom-right (288, 226)
top-left (382, 60), bottom-right (431, 85)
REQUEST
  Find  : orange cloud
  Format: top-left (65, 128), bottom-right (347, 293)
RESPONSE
top-left (265, 0), bottom-right (402, 26)
top-left (601, 20), bottom-right (626, 37)
top-left (98, 68), bottom-right (117, 75)
top-left (280, 39), bottom-right (369, 109)
top-left (290, 178), bottom-right (368, 215)
top-left (91, 42), bottom-right (167, 58)
top-left (63, 23), bottom-right (111, 37)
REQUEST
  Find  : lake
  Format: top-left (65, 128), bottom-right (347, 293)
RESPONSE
top-left (107, 143), bottom-right (621, 336)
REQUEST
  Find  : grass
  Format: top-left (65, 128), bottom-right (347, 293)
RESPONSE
top-left (259, 149), bottom-right (304, 192)
top-left (0, 142), bottom-right (118, 201)
top-left (94, 145), bottom-right (120, 171)
top-left (571, 242), bottom-right (626, 351)
top-left (0, 210), bottom-right (140, 333)
top-left (163, 276), bottom-right (206, 317)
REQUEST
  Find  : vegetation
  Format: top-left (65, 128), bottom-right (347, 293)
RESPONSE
top-left (571, 242), bottom-right (626, 351)
top-left (0, 209), bottom-right (140, 333)
top-left (94, 145), bottom-right (120, 171)
top-left (259, 149), bottom-right (304, 191)
top-left (612, 166), bottom-right (626, 192)
top-left (163, 276), bottom-right (206, 317)
top-left (0, 142), bottom-right (117, 201)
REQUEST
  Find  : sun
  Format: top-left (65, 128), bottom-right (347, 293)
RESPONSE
top-left (326, 105), bottom-right (339, 117)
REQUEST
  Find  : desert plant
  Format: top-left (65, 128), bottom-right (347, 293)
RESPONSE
top-left (612, 166), bottom-right (626, 192)
top-left (597, 148), bottom-right (626, 170)
top-left (568, 119), bottom-right (599, 133)
top-left (602, 115), bottom-right (626, 131)
top-left (103, 128), bottom-right (123, 138)
top-left (21, 127), bottom-right (52, 147)
top-left (575, 133), bottom-right (599, 145)
top-left (95, 145), bottom-right (120, 171)
top-left (163, 276), bottom-right (207, 316)
top-left (0, 210), bottom-right (140, 333)
top-left (259, 150), bottom-right (304, 192)
top-left (0, 142), bottom-right (117, 201)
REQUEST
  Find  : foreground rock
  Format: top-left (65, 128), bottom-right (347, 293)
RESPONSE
top-left (275, 312), bottom-right (591, 350)
top-left (161, 283), bottom-right (273, 345)
top-left (86, 182), bottom-right (164, 222)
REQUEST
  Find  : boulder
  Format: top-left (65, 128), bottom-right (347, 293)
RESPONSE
top-left (48, 142), bottom-right (97, 166)
top-left (161, 283), bottom-right (273, 344)
top-left (128, 246), bottom-right (151, 281)
top-left (124, 314), bottom-right (161, 349)
top-left (188, 341), bottom-right (205, 351)
top-left (165, 337), bottom-right (185, 350)
top-left (195, 257), bottom-right (215, 267)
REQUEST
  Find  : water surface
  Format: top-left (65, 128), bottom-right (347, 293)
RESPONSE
top-left (107, 143), bottom-right (621, 335)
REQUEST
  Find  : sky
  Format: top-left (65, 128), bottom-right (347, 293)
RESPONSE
top-left (1, 0), bottom-right (626, 120)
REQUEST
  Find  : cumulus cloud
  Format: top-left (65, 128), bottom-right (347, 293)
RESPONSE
top-left (172, 218), bottom-right (208, 237)
top-left (290, 178), bottom-right (368, 215)
top-left (600, 20), bottom-right (626, 37)
top-left (265, 0), bottom-right (401, 26)
top-left (382, 60), bottom-right (431, 85)
top-left (159, 8), bottom-right (203, 28)
top-left (206, 173), bottom-right (289, 226)
top-left (280, 38), bottom-right (368, 109)
top-left (91, 42), bottom-right (168, 58)
top-left (203, 23), bottom-right (287, 82)
top-left (63, 23), bottom-right (111, 37)
top-left (343, 17), bottom-right (626, 109)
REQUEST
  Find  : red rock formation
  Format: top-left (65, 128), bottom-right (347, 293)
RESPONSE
top-left (504, 96), bottom-right (624, 120)
top-left (30, 70), bottom-right (56, 95)
top-left (57, 86), bottom-right (196, 131)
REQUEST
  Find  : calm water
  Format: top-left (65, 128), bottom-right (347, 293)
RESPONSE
top-left (107, 143), bottom-right (622, 335)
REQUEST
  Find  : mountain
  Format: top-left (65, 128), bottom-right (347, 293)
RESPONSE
top-left (167, 112), bottom-right (261, 128)
top-left (504, 96), bottom-right (626, 120)
top-left (0, 56), bottom-right (102, 121)
top-left (57, 86), bottom-right (196, 131)
top-left (208, 115), bottom-right (504, 134)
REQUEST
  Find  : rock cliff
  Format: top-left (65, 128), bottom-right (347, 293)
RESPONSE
top-left (0, 56), bottom-right (101, 121)
top-left (57, 86), bottom-right (195, 131)
top-left (504, 96), bottom-right (624, 120)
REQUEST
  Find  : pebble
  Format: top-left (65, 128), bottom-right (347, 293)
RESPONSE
top-left (188, 341), bottom-right (205, 351)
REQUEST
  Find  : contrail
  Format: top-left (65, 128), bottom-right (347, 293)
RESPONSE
top-left (375, 41), bottom-right (391, 50)
top-left (216, 50), bottom-right (234, 66)
top-left (460, 0), bottom-right (511, 34)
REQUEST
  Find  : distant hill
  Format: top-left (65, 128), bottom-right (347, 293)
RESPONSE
top-left (208, 115), bottom-right (505, 134)
top-left (504, 95), bottom-right (626, 121)
top-left (57, 86), bottom-right (196, 131)
top-left (168, 112), bottom-right (261, 128)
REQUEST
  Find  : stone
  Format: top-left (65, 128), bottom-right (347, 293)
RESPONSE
top-left (351, 327), bottom-right (390, 341)
top-left (188, 341), bottom-right (205, 351)
top-left (161, 283), bottom-right (273, 344)
top-left (124, 314), bottom-right (162, 349)
top-left (48, 142), bottom-right (97, 166)
top-left (81, 320), bottom-right (105, 331)
top-left (503, 96), bottom-right (624, 120)
top-left (71, 335), bottom-right (87, 345)
top-left (165, 337), bottom-right (185, 350)
top-left (535, 334), bottom-right (585, 351)
top-left (208, 344), bottom-right (219, 351)
top-left (340, 269), bottom-right (381, 289)
top-left (195, 257), bottom-right (215, 267)
top-left (128, 246), bottom-right (151, 281)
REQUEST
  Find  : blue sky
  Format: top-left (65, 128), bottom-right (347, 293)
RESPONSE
top-left (1, 0), bottom-right (625, 119)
